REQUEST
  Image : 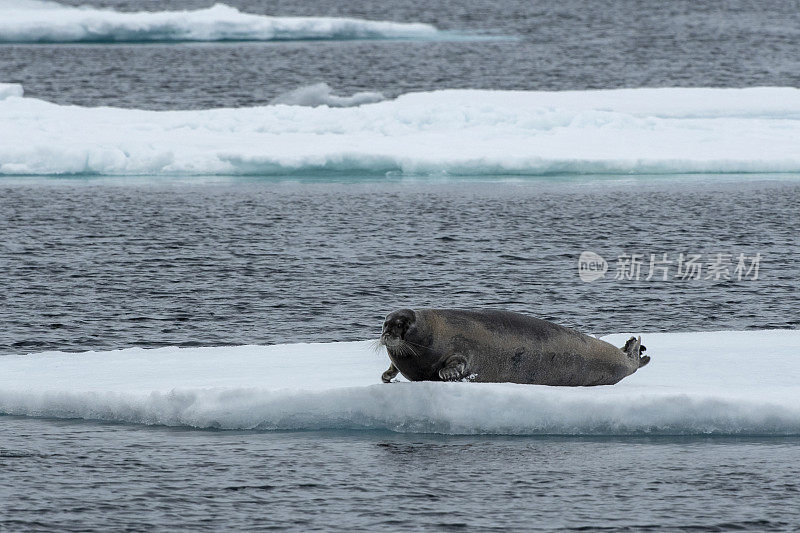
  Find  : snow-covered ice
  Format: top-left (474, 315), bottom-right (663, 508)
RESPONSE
top-left (0, 0), bottom-right (440, 42)
top-left (1, 330), bottom-right (798, 435)
top-left (4, 83), bottom-right (800, 176)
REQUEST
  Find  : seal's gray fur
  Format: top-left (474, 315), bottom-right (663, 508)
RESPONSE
top-left (380, 309), bottom-right (649, 386)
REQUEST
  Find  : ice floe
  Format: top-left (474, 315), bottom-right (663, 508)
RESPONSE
top-left (0, 0), bottom-right (440, 42)
top-left (270, 83), bottom-right (386, 108)
top-left (1, 330), bottom-right (798, 435)
top-left (3, 85), bottom-right (800, 176)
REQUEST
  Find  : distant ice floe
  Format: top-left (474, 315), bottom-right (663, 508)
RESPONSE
top-left (0, 82), bottom-right (23, 100)
top-left (270, 83), bottom-right (386, 108)
top-left (0, 0), bottom-right (440, 43)
top-left (1, 330), bottom-right (799, 435)
top-left (4, 84), bottom-right (800, 176)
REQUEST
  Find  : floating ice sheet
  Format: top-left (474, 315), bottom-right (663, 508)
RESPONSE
top-left (3, 85), bottom-right (800, 177)
top-left (1, 330), bottom-right (798, 435)
top-left (0, 0), bottom-right (441, 42)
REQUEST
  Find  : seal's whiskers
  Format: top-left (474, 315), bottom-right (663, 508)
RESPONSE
top-left (369, 339), bottom-right (385, 353)
top-left (396, 339), bottom-right (421, 359)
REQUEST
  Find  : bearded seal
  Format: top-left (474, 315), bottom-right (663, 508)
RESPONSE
top-left (379, 309), bottom-right (649, 386)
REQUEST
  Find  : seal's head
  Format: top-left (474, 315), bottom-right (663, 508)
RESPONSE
top-left (380, 308), bottom-right (416, 351)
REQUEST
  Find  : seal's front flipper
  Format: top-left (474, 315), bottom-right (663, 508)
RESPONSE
top-left (438, 354), bottom-right (469, 381)
top-left (622, 336), bottom-right (650, 368)
top-left (382, 363), bottom-right (399, 383)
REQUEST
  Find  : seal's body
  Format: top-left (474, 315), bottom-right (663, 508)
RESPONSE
top-left (380, 309), bottom-right (649, 386)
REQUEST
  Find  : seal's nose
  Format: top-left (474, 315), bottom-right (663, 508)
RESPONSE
top-left (380, 327), bottom-right (401, 348)
top-left (381, 321), bottom-right (402, 340)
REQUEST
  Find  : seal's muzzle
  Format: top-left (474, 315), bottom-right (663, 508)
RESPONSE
top-left (380, 308), bottom-right (416, 348)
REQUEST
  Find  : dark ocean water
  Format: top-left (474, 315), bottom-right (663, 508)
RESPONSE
top-left (2, 0), bottom-right (800, 530)
top-left (2, 417), bottom-right (800, 532)
top-left (3, 0), bottom-right (800, 109)
top-left (1, 176), bottom-right (798, 355)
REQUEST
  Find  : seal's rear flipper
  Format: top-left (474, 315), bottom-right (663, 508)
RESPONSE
top-left (622, 336), bottom-right (649, 368)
